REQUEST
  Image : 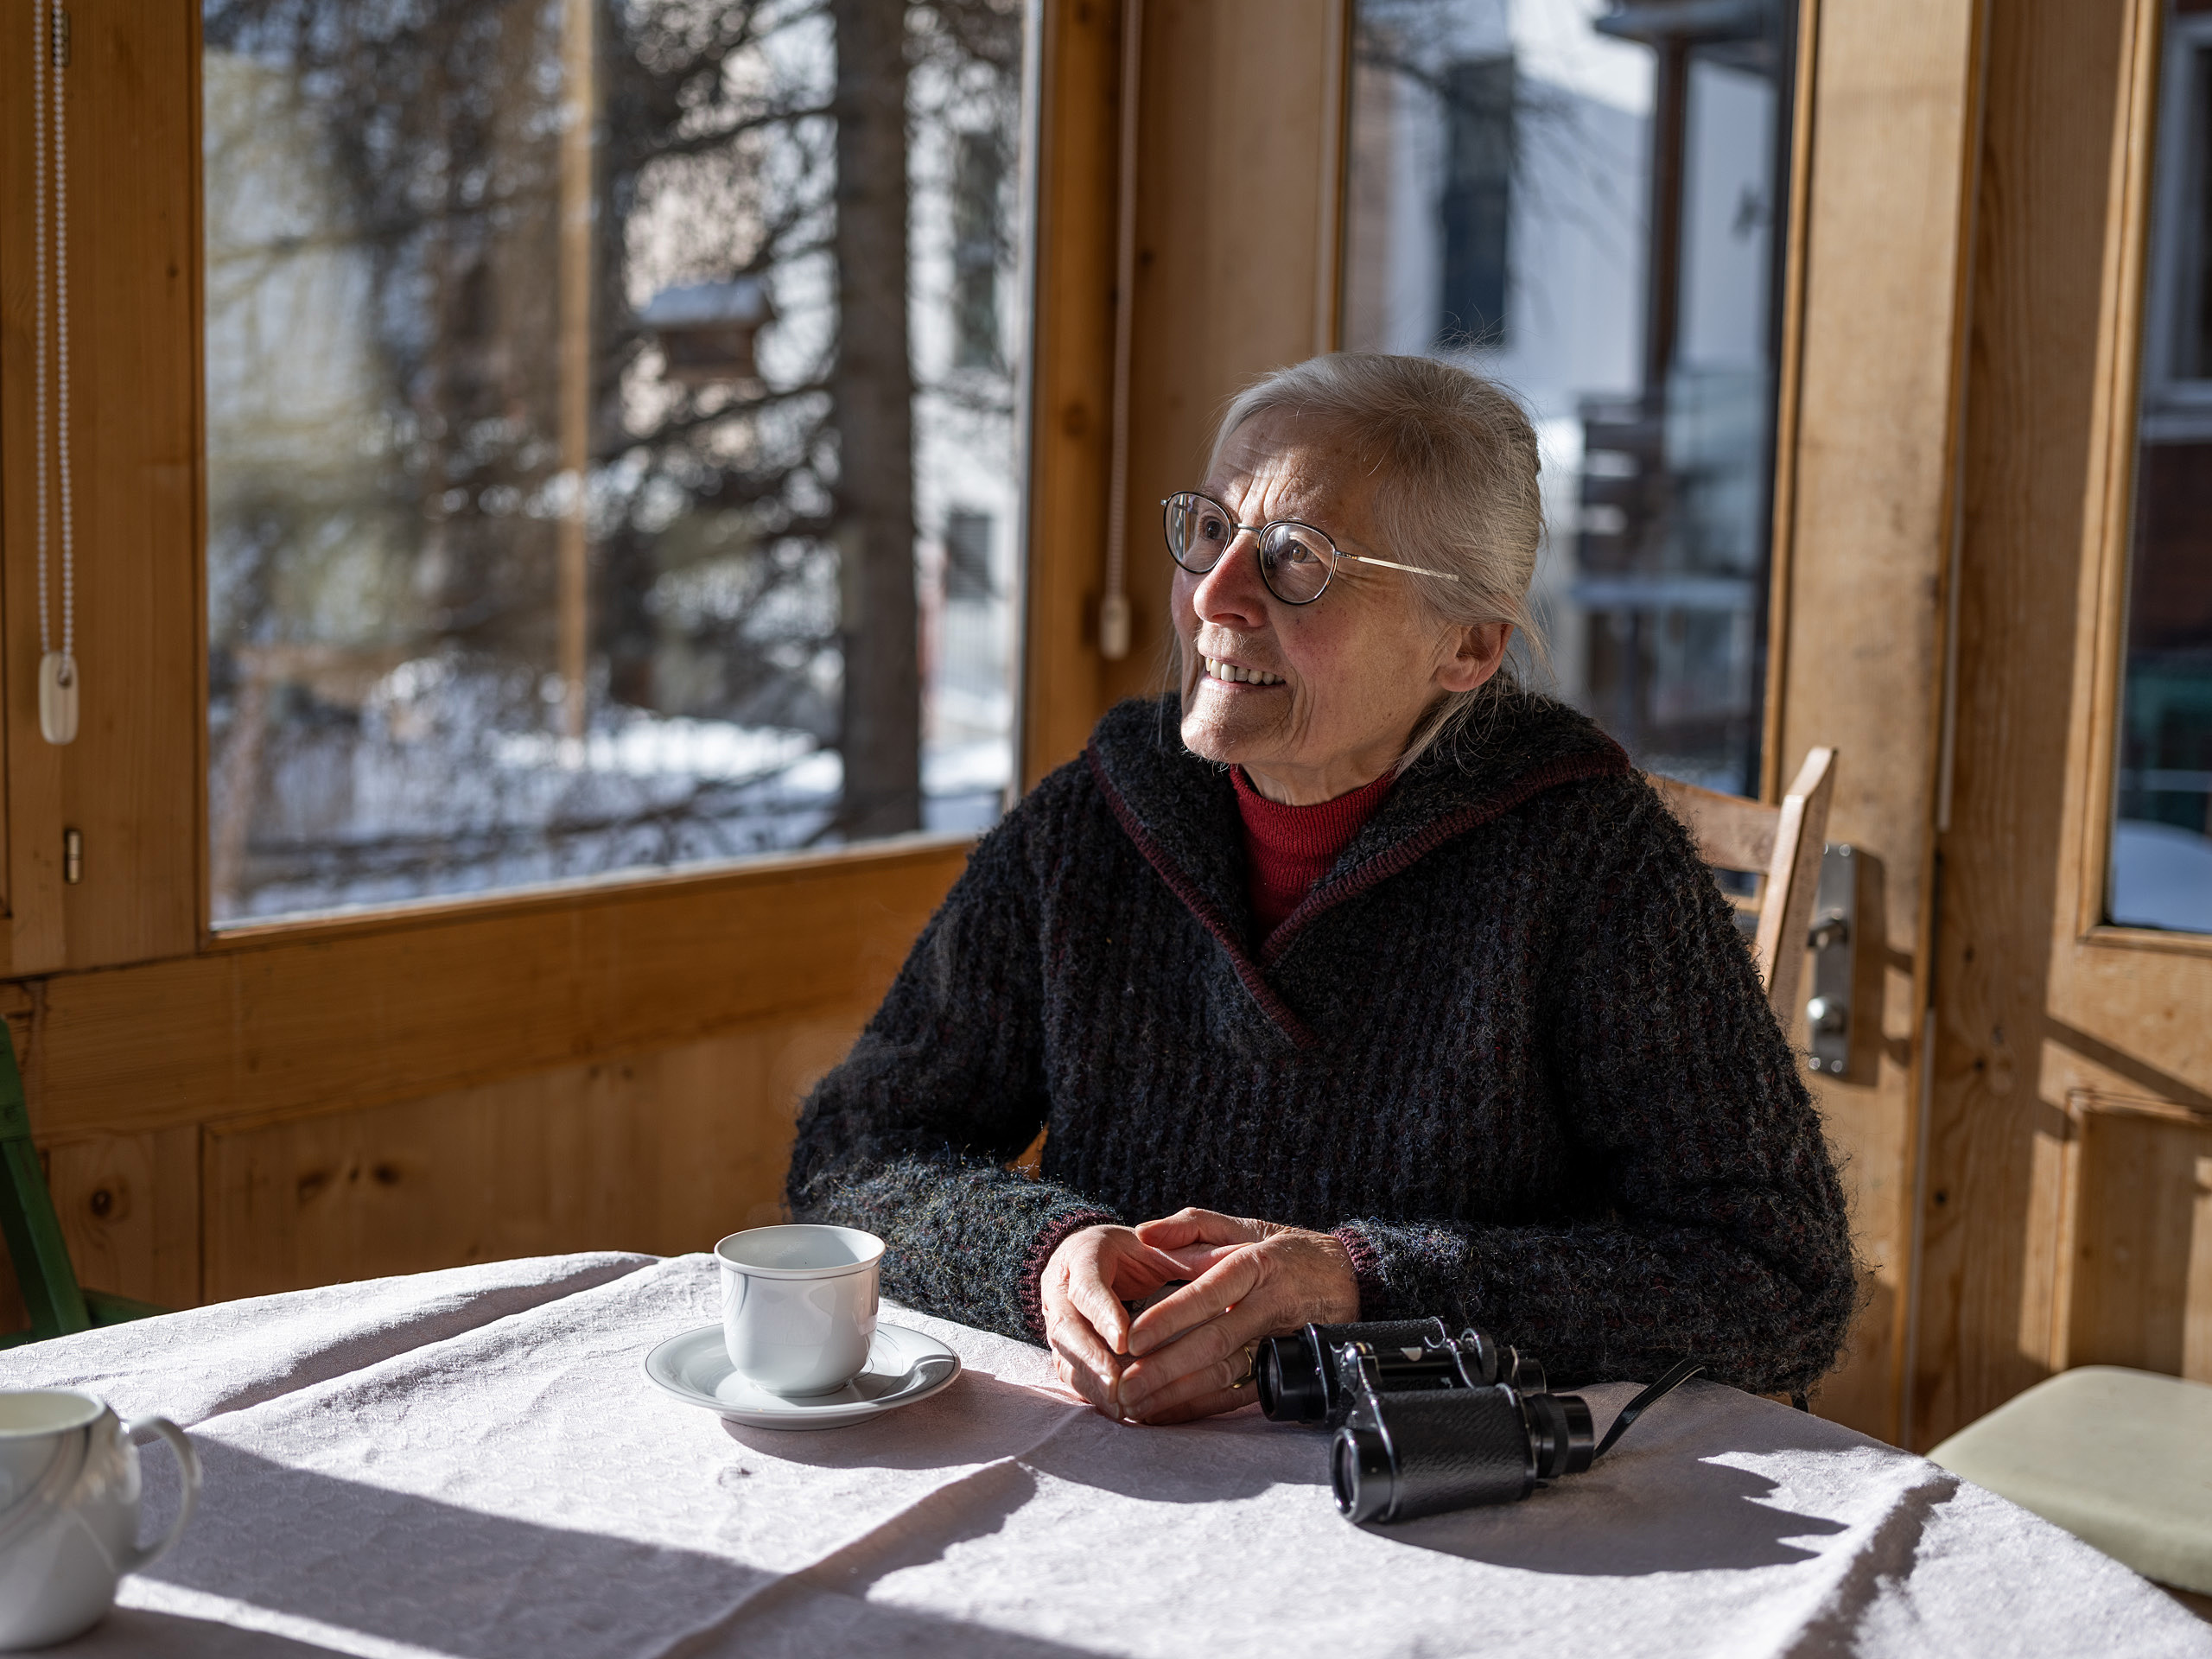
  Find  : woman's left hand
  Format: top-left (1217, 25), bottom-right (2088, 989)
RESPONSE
top-left (1114, 1208), bottom-right (1360, 1424)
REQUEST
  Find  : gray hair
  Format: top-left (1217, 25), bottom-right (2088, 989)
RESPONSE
top-left (1203, 352), bottom-right (1548, 770)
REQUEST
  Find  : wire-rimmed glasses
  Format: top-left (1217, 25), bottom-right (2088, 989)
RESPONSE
top-left (1160, 491), bottom-right (1462, 607)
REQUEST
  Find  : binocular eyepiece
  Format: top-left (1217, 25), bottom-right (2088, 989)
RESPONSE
top-left (1257, 1319), bottom-right (1702, 1525)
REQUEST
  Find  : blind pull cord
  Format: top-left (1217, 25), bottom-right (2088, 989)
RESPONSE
top-left (33, 0), bottom-right (78, 747)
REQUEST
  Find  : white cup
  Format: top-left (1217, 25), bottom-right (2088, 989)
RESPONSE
top-left (0, 1389), bottom-right (201, 1650)
top-left (717, 1224), bottom-right (885, 1396)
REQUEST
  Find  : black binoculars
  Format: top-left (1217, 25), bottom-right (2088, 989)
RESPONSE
top-left (1255, 1319), bottom-right (1700, 1525)
top-left (1256, 1318), bottom-right (1529, 1427)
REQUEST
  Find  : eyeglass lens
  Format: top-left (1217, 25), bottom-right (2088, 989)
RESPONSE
top-left (1163, 493), bottom-right (1335, 604)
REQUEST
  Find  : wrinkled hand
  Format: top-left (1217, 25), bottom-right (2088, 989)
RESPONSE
top-left (1116, 1208), bottom-right (1360, 1425)
top-left (1039, 1224), bottom-right (1195, 1417)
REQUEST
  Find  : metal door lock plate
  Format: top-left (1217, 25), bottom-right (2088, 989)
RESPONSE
top-left (1805, 844), bottom-right (1855, 1077)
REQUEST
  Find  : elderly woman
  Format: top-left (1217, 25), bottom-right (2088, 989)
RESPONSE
top-left (786, 353), bottom-right (1855, 1424)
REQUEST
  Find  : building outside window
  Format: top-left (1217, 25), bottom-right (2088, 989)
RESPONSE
top-left (1437, 55), bottom-right (1514, 348)
top-left (1344, 0), bottom-right (1794, 798)
top-left (951, 130), bottom-right (1007, 372)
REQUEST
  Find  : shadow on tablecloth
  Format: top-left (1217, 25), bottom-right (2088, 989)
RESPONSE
top-left (721, 1369), bottom-right (1293, 1506)
top-left (1371, 1450), bottom-right (1859, 1574)
top-left (1359, 1384), bottom-right (1948, 1579)
top-left (54, 1608), bottom-right (340, 1656)
top-left (105, 1440), bottom-right (1106, 1659)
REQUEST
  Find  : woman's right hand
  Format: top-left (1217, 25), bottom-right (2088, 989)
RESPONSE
top-left (1040, 1224), bottom-right (1192, 1417)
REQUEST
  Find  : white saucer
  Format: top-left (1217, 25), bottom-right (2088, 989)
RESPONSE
top-left (643, 1322), bottom-right (962, 1430)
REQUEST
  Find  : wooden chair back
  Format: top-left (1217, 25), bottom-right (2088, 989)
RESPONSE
top-left (1649, 747), bottom-right (1838, 1025)
top-left (0, 1020), bottom-right (165, 1346)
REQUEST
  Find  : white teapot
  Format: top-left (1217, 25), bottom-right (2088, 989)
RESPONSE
top-left (0, 1389), bottom-right (200, 1649)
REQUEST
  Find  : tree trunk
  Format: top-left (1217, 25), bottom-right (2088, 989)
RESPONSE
top-left (830, 0), bottom-right (922, 837)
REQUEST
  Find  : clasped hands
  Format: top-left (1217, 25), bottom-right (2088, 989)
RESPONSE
top-left (1039, 1209), bottom-right (1359, 1425)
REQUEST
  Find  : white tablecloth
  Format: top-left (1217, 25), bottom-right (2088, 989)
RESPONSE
top-left (3, 1251), bottom-right (2205, 1658)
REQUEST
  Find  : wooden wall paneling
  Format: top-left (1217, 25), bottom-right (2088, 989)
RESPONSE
top-left (0, 3), bottom-right (203, 977)
top-left (1021, 0), bottom-right (1119, 785)
top-left (46, 1126), bottom-right (200, 1311)
top-left (1, 9), bottom-right (59, 973)
top-left (64, 1), bottom-right (204, 970)
top-left (2062, 1095), bottom-right (2212, 1380)
top-left (1774, 0), bottom-right (1987, 1444)
top-left (19, 837), bottom-right (964, 1142)
top-left (1912, 0), bottom-right (2151, 1450)
top-left (639, 1010), bottom-right (863, 1250)
top-left (1114, 0), bottom-right (1344, 712)
top-left (1021, 0), bottom-right (1349, 783)
top-left (0, 1001), bottom-right (199, 1324)
top-left (203, 1010), bottom-right (868, 1303)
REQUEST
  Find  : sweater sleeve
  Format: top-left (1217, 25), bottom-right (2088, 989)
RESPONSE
top-left (1336, 788), bottom-right (1859, 1398)
top-left (783, 796), bottom-right (1120, 1345)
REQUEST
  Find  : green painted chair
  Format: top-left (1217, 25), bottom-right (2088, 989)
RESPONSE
top-left (0, 1022), bottom-right (164, 1348)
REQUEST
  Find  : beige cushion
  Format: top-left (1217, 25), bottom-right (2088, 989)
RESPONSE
top-left (1928, 1365), bottom-right (2212, 1594)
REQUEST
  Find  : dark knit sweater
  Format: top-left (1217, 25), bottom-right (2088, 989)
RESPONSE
top-left (785, 690), bottom-right (1858, 1395)
top-left (1233, 765), bottom-right (1395, 938)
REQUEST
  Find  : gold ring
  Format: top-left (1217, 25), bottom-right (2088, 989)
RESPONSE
top-left (1231, 1342), bottom-right (1256, 1389)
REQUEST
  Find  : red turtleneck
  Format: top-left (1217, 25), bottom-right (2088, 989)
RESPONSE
top-left (1231, 765), bottom-right (1396, 940)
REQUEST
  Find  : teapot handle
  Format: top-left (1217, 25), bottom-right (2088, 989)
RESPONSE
top-left (121, 1415), bottom-right (200, 1573)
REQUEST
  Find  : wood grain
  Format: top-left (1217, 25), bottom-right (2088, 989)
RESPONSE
top-left (1912, 0), bottom-right (2113, 1448)
top-left (15, 837), bottom-right (964, 1143)
top-left (202, 1012), bottom-right (864, 1301)
top-left (2063, 1094), bottom-right (2212, 1378)
top-left (1023, 0), bottom-right (1347, 780)
top-left (1021, 0), bottom-right (1118, 785)
top-left (1648, 776), bottom-right (1780, 874)
top-left (47, 1126), bottom-right (200, 1311)
top-left (0, 2), bottom-right (203, 977)
top-left (1648, 751), bottom-right (1834, 1025)
top-left (1752, 747), bottom-right (1835, 1027)
top-left (1115, 0), bottom-right (1343, 710)
top-left (1774, 0), bottom-right (1987, 1446)
top-left (1915, 0), bottom-right (2212, 1448)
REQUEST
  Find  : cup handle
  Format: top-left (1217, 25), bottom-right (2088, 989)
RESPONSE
top-left (120, 1415), bottom-right (201, 1573)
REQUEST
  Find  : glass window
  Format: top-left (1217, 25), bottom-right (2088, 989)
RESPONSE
top-left (2113, 2), bottom-right (2212, 934)
top-left (202, 1), bottom-right (1027, 925)
top-left (1343, 0), bottom-right (1796, 796)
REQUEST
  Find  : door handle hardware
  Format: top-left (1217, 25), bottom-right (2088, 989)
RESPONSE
top-left (1805, 843), bottom-right (1856, 1077)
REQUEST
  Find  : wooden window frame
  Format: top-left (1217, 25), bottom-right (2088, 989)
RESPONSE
top-left (0, 4), bottom-right (1130, 1139)
top-left (2071, 0), bottom-right (2212, 962)
top-left (0, 0), bottom-right (1360, 1136)
top-left (0, 0), bottom-right (1368, 1319)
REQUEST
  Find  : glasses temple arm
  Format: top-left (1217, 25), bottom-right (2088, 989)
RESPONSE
top-left (1345, 553), bottom-right (1460, 582)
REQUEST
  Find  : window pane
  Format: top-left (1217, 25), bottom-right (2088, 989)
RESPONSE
top-left (203, 1), bottom-right (1026, 924)
top-left (1343, 0), bottom-right (1795, 795)
top-left (2113, 7), bottom-right (2212, 934)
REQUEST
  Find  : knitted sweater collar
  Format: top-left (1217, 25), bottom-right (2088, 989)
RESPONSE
top-left (1084, 690), bottom-right (1630, 1044)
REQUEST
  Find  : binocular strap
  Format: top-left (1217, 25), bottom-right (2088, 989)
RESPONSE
top-left (1593, 1359), bottom-right (1704, 1462)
